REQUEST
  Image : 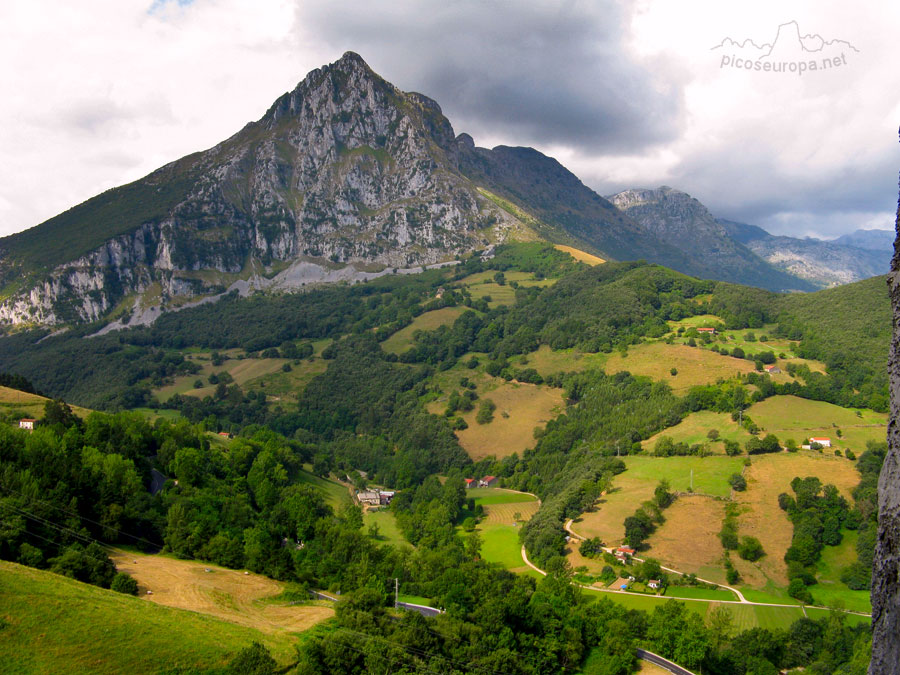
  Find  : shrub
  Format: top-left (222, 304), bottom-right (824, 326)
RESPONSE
top-left (226, 642), bottom-right (276, 675)
top-left (738, 536), bottom-right (765, 562)
top-left (840, 562), bottom-right (871, 590)
top-left (476, 399), bottom-right (496, 424)
top-left (728, 473), bottom-right (747, 491)
top-left (788, 578), bottom-right (813, 604)
top-left (111, 572), bottom-right (139, 595)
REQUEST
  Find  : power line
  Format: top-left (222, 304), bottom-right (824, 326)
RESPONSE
top-left (0, 481), bottom-right (164, 549)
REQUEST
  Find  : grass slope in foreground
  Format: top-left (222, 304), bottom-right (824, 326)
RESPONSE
top-left (0, 561), bottom-right (303, 674)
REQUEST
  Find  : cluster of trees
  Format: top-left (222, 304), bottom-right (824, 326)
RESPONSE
top-left (778, 475), bottom-right (855, 602)
top-left (0, 404), bottom-right (173, 590)
top-left (623, 480), bottom-right (675, 550)
top-left (840, 441), bottom-right (886, 591)
top-left (511, 370), bottom-right (680, 566)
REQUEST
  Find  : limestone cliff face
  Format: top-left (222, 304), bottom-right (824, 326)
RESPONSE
top-left (871, 174), bottom-right (900, 674)
top-left (0, 52), bottom-right (517, 327)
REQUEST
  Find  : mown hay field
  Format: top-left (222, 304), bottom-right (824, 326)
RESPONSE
top-left (109, 551), bottom-right (333, 636)
top-left (643, 410), bottom-right (756, 453)
top-left (0, 560), bottom-right (308, 673)
top-left (447, 380), bottom-right (564, 460)
top-left (381, 306), bottom-right (469, 354)
top-left (733, 452), bottom-right (860, 587)
top-left (645, 495), bottom-right (728, 585)
top-left (603, 343), bottom-right (756, 393)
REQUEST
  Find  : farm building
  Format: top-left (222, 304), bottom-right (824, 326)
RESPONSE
top-left (357, 490), bottom-right (381, 505)
top-left (218, 431), bottom-right (233, 439)
top-left (478, 476), bottom-right (498, 487)
top-left (464, 478), bottom-right (476, 489)
top-left (809, 437), bottom-right (832, 448)
top-left (18, 418), bottom-right (35, 430)
top-left (697, 327), bottom-right (716, 334)
top-left (357, 489), bottom-right (396, 506)
top-left (616, 546), bottom-right (636, 555)
top-left (764, 365), bottom-right (781, 374)
top-left (648, 580), bottom-right (660, 589)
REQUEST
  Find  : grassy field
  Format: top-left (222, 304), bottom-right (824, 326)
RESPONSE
top-left (663, 585), bottom-right (737, 601)
top-left (623, 456), bottom-right (745, 497)
top-left (581, 588), bottom-right (812, 631)
top-left (0, 385), bottom-right (93, 421)
top-left (154, 354), bottom-right (296, 401)
top-left (427, 363), bottom-right (563, 461)
top-left (109, 550), bottom-right (333, 637)
top-left (643, 410), bottom-right (756, 453)
top-left (573, 456), bottom-right (744, 548)
top-left (469, 487), bottom-right (538, 505)
top-left (242, 358), bottom-right (329, 402)
top-left (0, 560), bottom-right (309, 673)
top-left (603, 343), bottom-right (756, 393)
top-left (734, 452), bottom-right (860, 587)
top-left (748, 395), bottom-right (887, 456)
top-left (472, 490), bottom-right (540, 573)
top-left (554, 245), bottom-right (605, 266)
top-left (715, 326), bottom-right (799, 360)
top-left (364, 508), bottom-right (410, 549)
top-left (441, 377), bottom-right (563, 461)
top-left (381, 306), bottom-right (469, 355)
top-left (296, 469), bottom-right (350, 510)
top-left (519, 345), bottom-right (607, 378)
top-left (805, 607), bottom-right (871, 626)
top-left (668, 315), bottom-right (723, 330)
top-left (645, 495), bottom-right (729, 585)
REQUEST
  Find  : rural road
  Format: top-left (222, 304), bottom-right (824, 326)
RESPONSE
top-left (636, 648), bottom-right (698, 675)
top-left (564, 518), bottom-right (748, 602)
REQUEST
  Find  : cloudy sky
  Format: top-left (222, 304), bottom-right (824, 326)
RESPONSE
top-left (1, 0), bottom-right (898, 239)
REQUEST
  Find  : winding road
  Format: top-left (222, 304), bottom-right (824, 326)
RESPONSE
top-left (563, 518), bottom-right (747, 602)
top-left (521, 517), bottom-right (870, 617)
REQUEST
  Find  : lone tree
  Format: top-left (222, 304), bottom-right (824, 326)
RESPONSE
top-left (111, 572), bottom-right (139, 596)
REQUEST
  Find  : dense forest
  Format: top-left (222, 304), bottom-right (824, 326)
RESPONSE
top-left (0, 243), bottom-right (886, 673)
top-left (0, 398), bottom-right (872, 674)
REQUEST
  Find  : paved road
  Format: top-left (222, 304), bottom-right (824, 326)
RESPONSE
top-left (637, 648), bottom-right (697, 675)
top-left (396, 601), bottom-right (443, 617)
top-left (149, 468), bottom-right (168, 495)
top-left (564, 518), bottom-right (749, 602)
top-left (523, 533), bottom-right (870, 616)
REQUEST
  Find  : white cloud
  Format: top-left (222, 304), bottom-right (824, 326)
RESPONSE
top-left (0, 0), bottom-right (897, 239)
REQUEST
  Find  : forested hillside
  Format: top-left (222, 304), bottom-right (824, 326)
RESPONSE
top-left (0, 243), bottom-right (884, 674)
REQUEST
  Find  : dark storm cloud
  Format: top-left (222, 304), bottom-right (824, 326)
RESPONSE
top-left (666, 147), bottom-right (898, 237)
top-left (299, 0), bottom-right (683, 152)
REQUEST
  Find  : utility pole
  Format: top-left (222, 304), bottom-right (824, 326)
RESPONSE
top-left (690, 469), bottom-right (693, 492)
top-left (394, 577), bottom-right (399, 609)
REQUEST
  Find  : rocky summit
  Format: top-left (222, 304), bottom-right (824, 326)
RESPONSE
top-left (0, 52), bottom-right (529, 326)
top-left (0, 53), bottom-right (882, 329)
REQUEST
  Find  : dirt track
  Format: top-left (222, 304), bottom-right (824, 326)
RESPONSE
top-left (111, 550), bottom-right (333, 634)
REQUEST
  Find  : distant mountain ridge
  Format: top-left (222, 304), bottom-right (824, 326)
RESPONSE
top-left (607, 187), bottom-right (816, 291)
top-left (718, 219), bottom-right (891, 287)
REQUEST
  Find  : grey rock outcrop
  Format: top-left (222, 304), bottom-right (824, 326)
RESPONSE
top-left (0, 52), bottom-right (518, 327)
top-left (871, 172), bottom-right (900, 674)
